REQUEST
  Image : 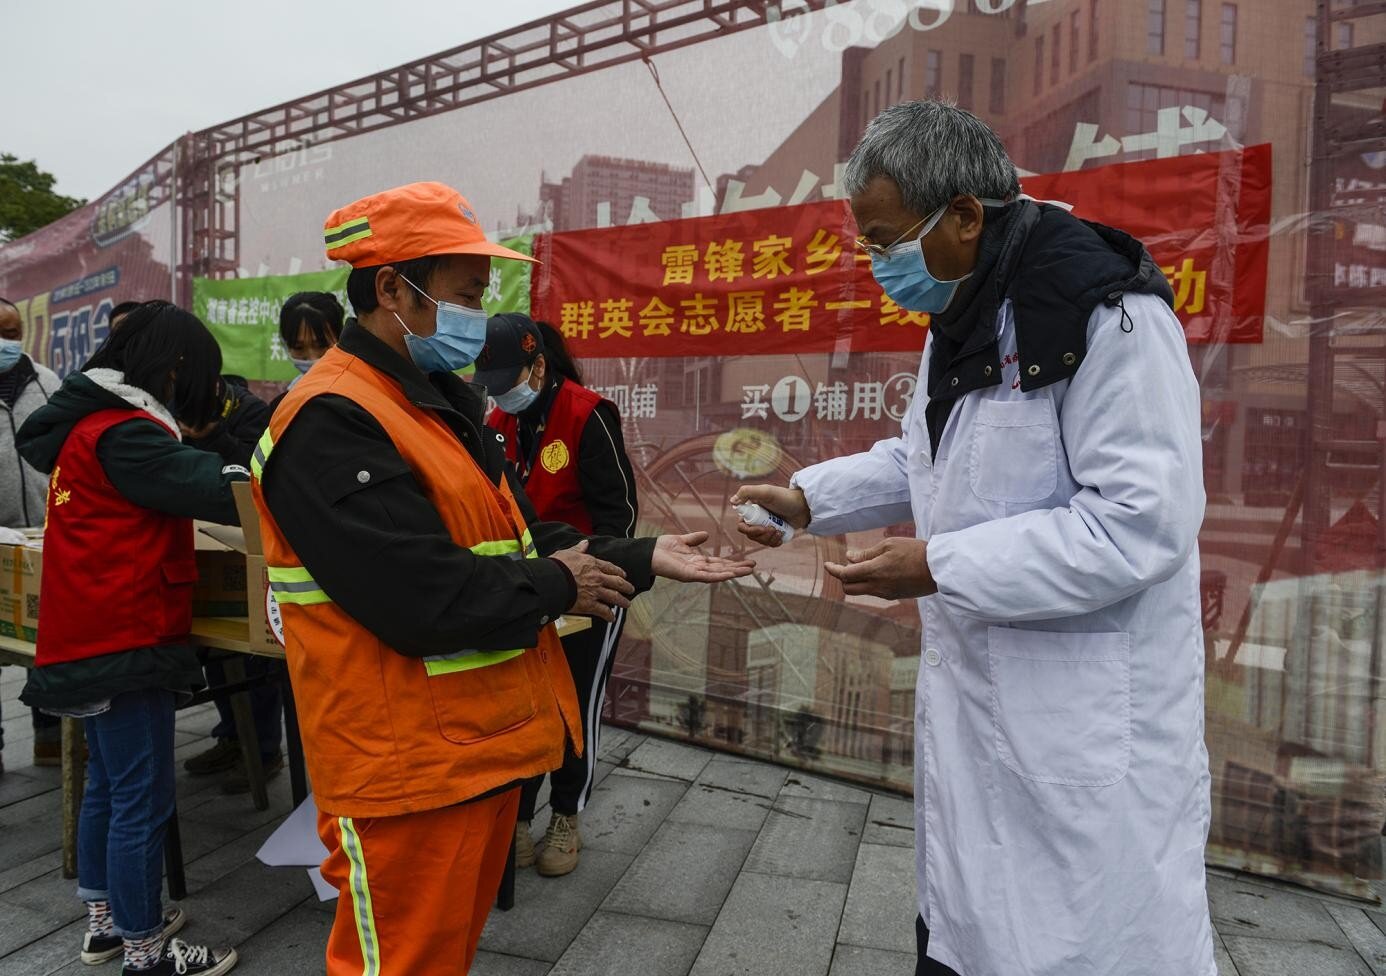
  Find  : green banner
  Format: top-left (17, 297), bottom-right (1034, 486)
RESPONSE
top-left (193, 236), bottom-right (532, 381)
top-left (193, 268), bottom-right (349, 381)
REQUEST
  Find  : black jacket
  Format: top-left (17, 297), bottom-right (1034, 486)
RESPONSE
top-left (923, 200), bottom-right (1176, 456)
top-left (259, 321), bottom-right (657, 660)
top-left (508, 376), bottom-right (639, 539)
top-left (16, 370), bottom-right (245, 710)
top-left (184, 375), bottom-right (271, 468)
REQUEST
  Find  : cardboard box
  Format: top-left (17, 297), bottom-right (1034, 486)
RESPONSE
top-left (0, 542), bottom-right (42, 643)
top-left (195, 483), bottom-right (279, 654)
top-left (193, 528), bottom-right (249, 618)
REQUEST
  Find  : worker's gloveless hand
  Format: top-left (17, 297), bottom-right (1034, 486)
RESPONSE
top-left (651, 532), bottom-right (756, 583)
top-left (551, 541), bottom-right (635, 622)
top-left (730, 484), bottom-right (810, 548)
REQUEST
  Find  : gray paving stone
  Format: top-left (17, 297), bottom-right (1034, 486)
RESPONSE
top-left (602, 822), bottom-right (758, 925)
top-left (471, 950), bottom-right (553, 976)
top-left (185, 821), bottom-right (282, 891)
top-left (178, 858), bottom-right (315, 942)
top-left (829, 944), bottom-right (916, 976)
top-left (0, 848), bottom-right (61, 896)
top-left (779, 772), bottom-right (871, 805)
top-left (620, 737), bottom-right (714, 782)
top-left (480, 848), bottom-right (634, 962)
top-left (694, 757), bottom-right (787, 799)
top-left (862, 793), bottom-right (915, 849)
top-left (689, 872), bottom-right (847, 976)
top-left (1325, 904), bottom-right (1386, 975)
top-left (665, 780), bottom-right (776, 832)
top-left (1208, 873), bottom-right (1350, 945)
top-left (0, 866), bottom-right (85, 924)
top-left (0, 918), bottom-right (87, 976)
top-left (579, 772), bottom-right (687, 855)
top-left (0, 766), bottom-right (60, 808)
top-left (837, 843), bottom-right (916, 954)
top-left (1222, 935), bottom-right (1372, 976)
top-left (595, 726), bottom-right (642, 764)
top-left (224, 899), bottom-right (333, 975)
top-left (0, 898), bottom-right (64, 957)
top-left (550, 910), bottom-right (707, 976)
top-left (743, 797), bottom-right (867, 883)
top-left (1216, 932), bottom-right (1241, 976)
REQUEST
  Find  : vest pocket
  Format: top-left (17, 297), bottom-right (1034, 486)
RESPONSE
top-left (988, 627), bottom-right (1131, 787)
top-left (425, 651), bottom-right (537, 744)
top-left (157, 559), bottom-right (198, 641)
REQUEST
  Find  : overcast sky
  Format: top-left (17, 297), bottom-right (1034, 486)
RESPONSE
top-left (2, 0), bottom-right (583, 201)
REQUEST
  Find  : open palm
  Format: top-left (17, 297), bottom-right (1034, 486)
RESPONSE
top-left (652, 532), bottom-right (755, 583)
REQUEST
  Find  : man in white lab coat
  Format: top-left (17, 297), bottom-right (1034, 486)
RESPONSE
top-left (735, 101), bottom-right (1214, 976)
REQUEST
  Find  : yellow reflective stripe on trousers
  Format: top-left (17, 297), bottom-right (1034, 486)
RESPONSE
top-left (338, 817), bottom-right (381, 976)
top-left (423, 647), bottom-right (525, 676)
top-left (266, 565), bottom-right (332, 605)
top-left (250, 428), bottom-right (274, 482)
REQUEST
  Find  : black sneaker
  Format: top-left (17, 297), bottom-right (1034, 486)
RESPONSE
top-left (82, 907), bottom-right (186, 965)
top-left (184, 740), bottom-right (241, 776)
top-left (122, 938), bottom-right (238, 976)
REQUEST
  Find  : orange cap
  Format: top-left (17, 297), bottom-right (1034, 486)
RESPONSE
top-left (322, 181), bottom-right (536, 268)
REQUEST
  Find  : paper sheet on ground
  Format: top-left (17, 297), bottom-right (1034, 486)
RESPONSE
top-left (255, 795), bottom-right (337, 900)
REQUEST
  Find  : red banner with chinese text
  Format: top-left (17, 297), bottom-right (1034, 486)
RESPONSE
top-left (531, 144), bottom-right (1271, 354)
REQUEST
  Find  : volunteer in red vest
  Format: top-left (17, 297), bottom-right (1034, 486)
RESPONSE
top-left (479, 315), bottom-right (638, 877)
top-left (17, 302), bottom-right (244, 976)
top-left (250, 181), bottom-right (753, 976)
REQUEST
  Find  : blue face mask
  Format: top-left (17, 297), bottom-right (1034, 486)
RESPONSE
top-left (0, 339), bottom-right (22, 373)
top-left (290, 356), bottom-right (316, 375)
top-left (868, 206), bottom-right (972, 314)
top-left (394, 275), bottom-right (489, 373)
top-left (492, 372), bottom-right (541, 415)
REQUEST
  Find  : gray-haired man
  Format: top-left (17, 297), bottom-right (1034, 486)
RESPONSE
top-left (736, 101), bottom-right (1214, 976)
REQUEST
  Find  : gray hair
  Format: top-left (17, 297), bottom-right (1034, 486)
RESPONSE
top-left (844, 100), bottom-right (1020, 216)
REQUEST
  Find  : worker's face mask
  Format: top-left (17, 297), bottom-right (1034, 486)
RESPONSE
top-left (492, 365), bottom-right (541, 414)
top-left (290, 356), bottom-right (317, 375)
top-left (393, 275), bottom-right (488, 373)
top-left (0, 339), bottom-right (21, 373)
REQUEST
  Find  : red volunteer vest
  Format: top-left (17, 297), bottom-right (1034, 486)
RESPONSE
top-left (36, 409), bottom-right (195, 666)
top-left (488, 380), bottom-right (607, 534)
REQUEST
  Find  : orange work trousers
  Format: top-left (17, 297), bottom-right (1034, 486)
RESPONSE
top-left (317, 788), bottom-right (519, 975)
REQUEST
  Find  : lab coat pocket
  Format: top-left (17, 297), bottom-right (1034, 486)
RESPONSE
top-left (988, 627), bottom-right (1130, 787)
top-left (968, 398), bottom-right (1058, 504)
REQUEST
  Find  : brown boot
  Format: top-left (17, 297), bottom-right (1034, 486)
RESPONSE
top-left (536, 812), bottom-right (582, 877)
top-left (515, 821), bottom-right (537, 869)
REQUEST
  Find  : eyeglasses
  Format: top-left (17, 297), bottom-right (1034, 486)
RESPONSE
top-left (853, 214), bottom-right (929, 261)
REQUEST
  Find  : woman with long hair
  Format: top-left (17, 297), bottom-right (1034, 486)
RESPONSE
top-left (17, 301), bottom-right (244, 976)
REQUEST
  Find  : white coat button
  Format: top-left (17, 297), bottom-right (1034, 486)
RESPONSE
top-left (356, 470), bottom-right (370, 484)
top-left (924, 648), bottom-right (942, 667)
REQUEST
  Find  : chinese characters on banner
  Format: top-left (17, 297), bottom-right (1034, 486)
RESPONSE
top-left (532, 145), bottom-right (1272, 355)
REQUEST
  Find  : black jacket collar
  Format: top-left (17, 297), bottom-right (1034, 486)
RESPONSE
top-left (338, 319), bottom-right (491, 432)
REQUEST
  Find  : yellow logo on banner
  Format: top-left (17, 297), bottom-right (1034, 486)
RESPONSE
top-left (540, 441), bottom-right (571, 474)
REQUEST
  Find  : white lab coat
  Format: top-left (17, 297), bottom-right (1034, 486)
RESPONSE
top-left (793, 292), bottom-right (1214, 976)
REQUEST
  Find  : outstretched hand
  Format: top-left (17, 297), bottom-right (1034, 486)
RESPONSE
top-left (824, 537), bottom-right (936, 600)
top-left (652, 532), bottom-right (756, 583)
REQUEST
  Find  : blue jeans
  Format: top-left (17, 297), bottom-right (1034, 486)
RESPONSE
top-left (205, 657), bottom-right (284, 759)
top-left (77, 689), bottom-right (176, 939)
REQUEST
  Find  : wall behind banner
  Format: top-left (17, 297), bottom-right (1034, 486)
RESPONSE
top-left (1, 0), bottom-right (1383, 902)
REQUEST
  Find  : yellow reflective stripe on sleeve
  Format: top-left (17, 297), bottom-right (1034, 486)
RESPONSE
top-left (338, 817), bottom-right (381, 976)
top-left (521, 528), bottom-right (536, 558)
top-left (423, 648), bottom-right (525, 676)
top-left (470, 539), bottom-right (522, 557)
top-left (267, 565), bottom-right (332, 605)
top-left (250, 428), bottom-right (274, 481)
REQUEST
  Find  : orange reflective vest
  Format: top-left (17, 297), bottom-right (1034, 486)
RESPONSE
top-left (250, 346), bottom-right (581, 818)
